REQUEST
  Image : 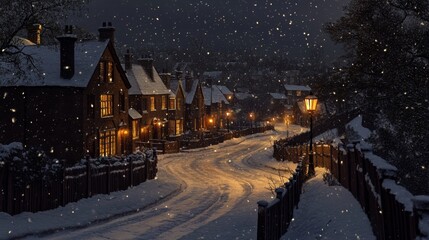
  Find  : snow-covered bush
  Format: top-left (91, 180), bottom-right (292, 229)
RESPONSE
top-left (0, 142), bottom-right (64, 186)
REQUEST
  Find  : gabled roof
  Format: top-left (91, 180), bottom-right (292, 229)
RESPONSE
top-left (284, 84), bottom-right (311, 91)
top-left (202, 85), bottom-right (229, 106)
top-left (185, 79), bottom-right (201, 104)
top-left (169, 80), bottom-right (185, 99)
top-left (214, 85), bottom-right (233, 95)
top-left (126, 64), bottom-right (171, 96)
top-left (269, 93), bottom-right (287, 100)
top-left (0, 40), bottom-right (110, 87)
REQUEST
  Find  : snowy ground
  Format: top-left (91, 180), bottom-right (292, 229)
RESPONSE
top-left (0, 123), bottom-right (374, 239)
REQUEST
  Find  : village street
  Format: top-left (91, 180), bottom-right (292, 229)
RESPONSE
top-left (42, 124), bottom-right (302, 240)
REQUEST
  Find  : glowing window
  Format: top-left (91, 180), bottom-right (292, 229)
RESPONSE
top-left (99, 130), bottom-right (116, 157)
top-left (100, 94), bottom-right (113, 117)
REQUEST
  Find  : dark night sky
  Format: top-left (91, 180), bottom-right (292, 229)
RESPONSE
top-left (73, 0), bottom-right (348, 59)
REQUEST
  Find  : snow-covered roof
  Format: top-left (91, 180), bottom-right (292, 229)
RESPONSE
top-left (269, 93), bottom-right (287, 100)
top-left (185, 79), bottom-right (200, 104)
top-left (234, 92), bottom-right (252, 100)
top-left (284, 84), bottom-right (311, 91)
top-left (214, 85), bottom-right (233, 95)
top-left (169, 79), bottom-right (180, 94)
top-left (11, 36), bottom-right (36, 46)
top-left (202, 86), bottom-right (229, 106)
top-left (203, 71), bottom-right (222, 79)
top-left (128, 108), bottom-right (142, 119)
top-left (0, 40), bottom-right (109, 87)
top-left (126, 64), bottom-right (171, 96)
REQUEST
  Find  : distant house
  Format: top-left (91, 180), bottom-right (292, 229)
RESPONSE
top-left (171, 65), bottom-right (205, 132)
top-left (215, 85), bottom-right (233, 103)
top-left (124, 53), bottom-right (171, 146)
top-left (284, 84), bottom-right (312, 106)
top-left (160, 72), bottom-right (185, 138)
top-left (0, 23), bottom-right (132, 163)
top-left (202, 85), bottom-right (229, 130)
top-left (268, 92), bottom-right (289, 116)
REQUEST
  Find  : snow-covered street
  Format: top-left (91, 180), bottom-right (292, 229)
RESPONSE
top-left (0, 123), bottom-right (374, 240)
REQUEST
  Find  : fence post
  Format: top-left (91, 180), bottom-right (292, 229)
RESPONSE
top-left (61, 161), bottom-right (66, 207)
top-left (6, 163), bottom-right (13, 214)
top-left (129, 157), bottom-right (134, 187)
top-left (257, 200), bottom-right (269, 240)
top-left (276, 188), bottom-right (285, 236)
top-left (106, 160), bottom-right (111, 194)
top-left (412, 196), bottom-right (429, 238)
top-left (86, 155), bottom-right (92, 198)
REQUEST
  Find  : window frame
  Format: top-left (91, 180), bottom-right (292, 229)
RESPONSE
top-left (99, 129), bottom-right (116, 157)
top-left (161, 95), bottom-right (167, 110)
top-left (150, 96), bottom-right (156, 111)
top-left (100, 94), bottom-right (114, 118)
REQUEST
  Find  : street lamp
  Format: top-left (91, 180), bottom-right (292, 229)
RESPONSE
top-left (226, 112), bottom-right (230, 131)
top-left (305, 92), bottom-right (318, 176)
top-left (249, 113), bottom-right (254, 128)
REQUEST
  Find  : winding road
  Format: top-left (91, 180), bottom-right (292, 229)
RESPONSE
top-left (45, 124), bottom-right (303, 239)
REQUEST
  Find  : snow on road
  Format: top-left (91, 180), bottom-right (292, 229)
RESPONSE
top-left (1, 123), bottom-right (374, 240)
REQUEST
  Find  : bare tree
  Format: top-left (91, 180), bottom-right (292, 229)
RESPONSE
top-left (0, 0), bottom-right (88, 78)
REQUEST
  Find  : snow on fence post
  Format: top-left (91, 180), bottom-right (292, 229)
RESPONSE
top-left (86, 155), bottom-right (92, 198)
top-left (284, 181), bottom-right (292, 227)
top-left (257, 200), bottom-right (269, 240)
top-left (61, 160), bottom-right (66, 207)
top-left (413, 196), bottom-right (429, 239)
top-left (275, 188), bottom-right (286, 236)
top-left (129, 157), bottom-right (134, 187)
top-left (5, 163), bottom-right (13, 214)
top-left (106, 160), bottom-right (111, 194)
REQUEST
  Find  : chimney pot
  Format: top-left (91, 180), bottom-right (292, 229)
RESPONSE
top-left (27, 23), bottom-right (42, 45)
top-left (98, 22), bottom-right (115, 44)
top-left (57, 25), bottom-right (77, 79)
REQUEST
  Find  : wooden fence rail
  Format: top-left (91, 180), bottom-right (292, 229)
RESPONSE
top-left (270, 142), bottom-right (429, 240)
top-left (257, 161), bottom-right (306, 240)
top-left (0, 156), bottom-right (157, 216)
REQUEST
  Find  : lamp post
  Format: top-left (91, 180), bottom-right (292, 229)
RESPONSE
top-left (249, 113), bottom-right (254, 128)
top-left (305, 92), bottom-right (318, 177)
top-left (226, 112), bottom-right (230, 132)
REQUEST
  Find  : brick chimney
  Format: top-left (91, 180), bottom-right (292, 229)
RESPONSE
top-left (98, 22), bottom-right (115, 44)
top-left (159, 71), bottom-right (171, 89)
top-left (56, 25), bottom-right (77, 79)
top-left (138, 55), bottom-right (154, 80)
top-left (27, 24), bottom-right (42, 45)
top-left (124, 49), bottom-right (132, 70)
top-left (185, 73), bottom-right (192, 93)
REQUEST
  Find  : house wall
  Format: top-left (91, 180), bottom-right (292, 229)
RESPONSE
top-left (0, 86), bottom-right (84, 164)
top-left (84, 47), bottom-right (130, 157)
top-left (129, 94), bottom-right (170, 141)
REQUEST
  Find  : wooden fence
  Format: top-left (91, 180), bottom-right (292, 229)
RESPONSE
top-left (180, 126), bottom-right (274, 150)
top-left (0, 156), bottom-right (158, 216)
top-left (257, 161), bottom-right (307, 240)
top-left (270, 142), bottom-right (429, 240)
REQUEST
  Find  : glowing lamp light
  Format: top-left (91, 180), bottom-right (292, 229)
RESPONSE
top-left (209, 118), bottom-right (213, 123)
top-left (304, 93), bottom-right (318, 112)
